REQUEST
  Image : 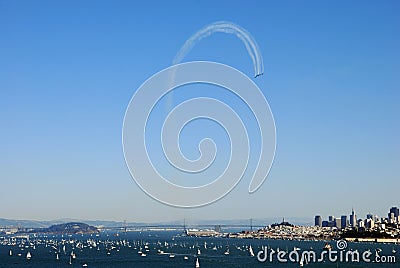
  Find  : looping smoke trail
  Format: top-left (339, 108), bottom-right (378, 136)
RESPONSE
top-left (123, 62), bottom-right (276, 207)
top-left (173, 21), bottom-right (264, 78)
top-left (122, 22), bottom-right (275, 208)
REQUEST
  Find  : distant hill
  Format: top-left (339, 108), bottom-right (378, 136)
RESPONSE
top-left (22, 222), bottom-right (100, 234)
top-left (0, 218), bottom-right (141, 228)
top-left (43, 222), bottom-right (99, 234)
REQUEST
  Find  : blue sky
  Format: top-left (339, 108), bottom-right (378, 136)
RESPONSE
top-left (1, 0), bottom-right (399, 223)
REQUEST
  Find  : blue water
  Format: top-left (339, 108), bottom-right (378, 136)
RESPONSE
top-left (0, 231), bottom-right (398, 267)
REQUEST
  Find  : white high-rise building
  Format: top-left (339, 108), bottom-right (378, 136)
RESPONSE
top-left (350, 208), bottom-right (357, 228)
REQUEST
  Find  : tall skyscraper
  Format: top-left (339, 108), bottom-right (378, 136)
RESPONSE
top-left (350, 208), bottom-right (357, 228)
top-left (315, 215), bottom-right (322, 227)
top-left (328, 215), bottom-right (335, 222)
top-left (341, 215), bottom-right (348, 229)
top-left (389, 207), bottom-right (399, 222)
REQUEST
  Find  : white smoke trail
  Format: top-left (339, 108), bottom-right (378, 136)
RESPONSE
top-left (173, 21), bottom-right (264, 77)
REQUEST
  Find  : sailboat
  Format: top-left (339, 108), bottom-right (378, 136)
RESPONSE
top-left (26, 251), bottom-right (32, 260)
top-left (195, 257), bottom-right (200, 268)
top-left (249, 245), bottom-right (255, 257)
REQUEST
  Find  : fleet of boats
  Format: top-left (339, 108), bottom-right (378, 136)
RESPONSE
top-left (1, 233), bottom-right (398, 267)
top-left (0, 234), bottom-right (262, 267)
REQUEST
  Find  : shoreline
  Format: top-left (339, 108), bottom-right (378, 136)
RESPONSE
top-left (345, 237), bottom-right (400, 244)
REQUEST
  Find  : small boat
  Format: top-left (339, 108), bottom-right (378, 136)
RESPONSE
top-left (82, 264), bottom-right (88, 267)
top-left (392, 247), bottom-right (396, 254)
top-left (184, 256), bottom-right (189, 260)
top-left (323, 243), bottom-right (332, 251)
top-left (197, 248), bottom-right (201, 255)
top-left (56, 253), bottom-right (59, 260)
top-left (9, 249), bottom-right (12, 256)
top-left (169, 254), bottom-right (175, 258)
top-left (141, 253), bottom-right (146, 257)
top-left (26, 251), bottom-right (32, 260)
top-left (195, 257), bottom-right (200, 268)
top-left (224, 248), bottom-right (230, 255)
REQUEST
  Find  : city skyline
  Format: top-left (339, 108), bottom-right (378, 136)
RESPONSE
top-left (1, 1), bottom-right (399, 222)
top-left (315, 206), bottom-right (400, 229)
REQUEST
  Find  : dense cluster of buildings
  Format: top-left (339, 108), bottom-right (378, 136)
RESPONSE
top-left (314, 206), bottom-right (400, 231)
top-left (229, 221), bottom-right (337, 240)
top-left (0, 227), bottom-right (19, 235)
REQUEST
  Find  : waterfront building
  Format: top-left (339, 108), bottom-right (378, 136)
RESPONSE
top-left (389, 207), bottom-right (399, 223)
top-left (365, 218), bottom-right (375, 229)
top-left (357, 219), bottom-right (364, 228)
top-left (334, 218), bottom-right (342, 229)
top-left (328, 215), bottom-right (335, 222)
top-left (390, 207), bottom-right (399, 217)
top-left (388, 212), bottom-right (397, 224)
top-left (341, 215), bottom-right (348, 229)
top-left (314, 215), bottom-right (322, 227)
